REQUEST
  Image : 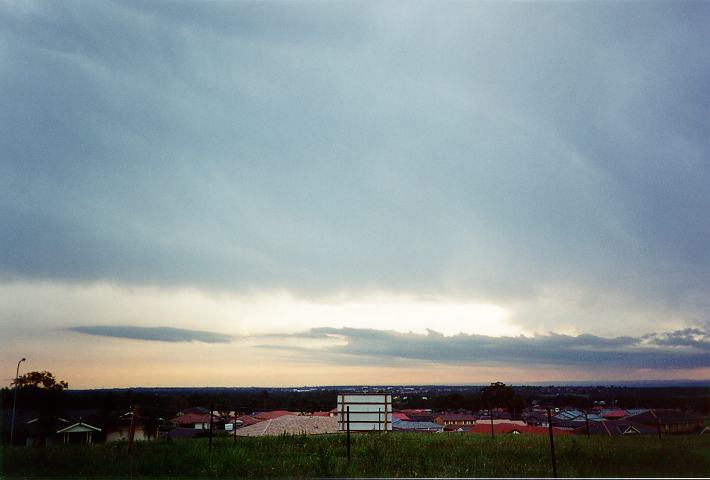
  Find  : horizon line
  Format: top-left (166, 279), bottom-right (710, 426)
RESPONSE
top-left (58, 379), bottom-right (710, 391)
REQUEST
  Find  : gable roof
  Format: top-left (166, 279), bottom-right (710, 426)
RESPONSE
top-left (21, 417), bottom-right (70, 436)
top-left (435, 413), bottom-right (478, 421)
top-left (625, 409), bottom-right (705, 425)
top-left (392, 412), bottom-right (411, 421)
top-left (466, 423), bottom-right (573, 436)
top-left (407, 414), bottom-right (435, 423)
top-left (57, 421), bottom-right (102, 434)
top-left (253, 410), bottom-right (299, 420)
top-left (578, 420), bottom-right (657, 436)
top-left (236, 415), bottom-right (263, 426)
top-left (171, 412), bottom-right (213, 425)
top-left (235, 415), bottom-right (337, 436)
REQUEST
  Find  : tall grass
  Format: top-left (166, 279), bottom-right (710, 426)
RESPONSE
top-left (2, 432), bottom-right (709, 478)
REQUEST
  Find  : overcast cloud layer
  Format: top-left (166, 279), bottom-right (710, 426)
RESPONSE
top-left (1, 1), bottom-right (709, 385)
top-left (66, 323), bottom-right (710, 370)
top-left (255, 326), bottom-right (710, 370)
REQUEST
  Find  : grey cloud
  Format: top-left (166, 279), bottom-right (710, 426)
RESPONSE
top-left (649, 328), bottom-right (710, 351)
top-left (0, 1), bottom-right (708, 333)
top-left (257, 327), bottom-right (710, 370)
top-left (68, 325), bottom-right (233, 343)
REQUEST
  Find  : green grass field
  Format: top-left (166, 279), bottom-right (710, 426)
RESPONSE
top-left (2, 433), bottom-right (709, 478)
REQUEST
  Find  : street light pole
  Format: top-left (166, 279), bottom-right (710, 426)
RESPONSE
top-left (10, 357), bottom-right (26, 446)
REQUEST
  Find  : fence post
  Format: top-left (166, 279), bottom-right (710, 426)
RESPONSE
top-left (347, 406), bottom-right (351, 463)
top-left (546, 408), bottom-right (558, 478)
top-left (233, 408), bottom-right (237, 446)
top-left (584, 410), bottom-right (590, 437)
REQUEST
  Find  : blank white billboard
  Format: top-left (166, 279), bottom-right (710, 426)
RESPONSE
top-left (337, 393), bottom-right (393, 431)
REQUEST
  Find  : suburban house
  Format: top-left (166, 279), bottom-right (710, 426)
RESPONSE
top-left (577, 420), bottom-right (657, 436)
top-left (106, 411), bottom-right (158, 442)
top-left (433, 414), bottom-right (478, 426)
top-left (600, 409), bottom-right (628, 420)
top-left (392, 412), bottom-right (412, 421)
top-left (253, 410), bottom-right (300, 420)
top-left (23, 416), bottom-right (71, 446)
top-left (170, 412), bottom-right (225, 430)
top-left (466, 423), bottom-right (574, 436)
top-left (236, 415), bottom-right (263, 427)
top-left (624, 409), bottom-right (706, 434)
top-left (57, 421), bottom-right (102, 444)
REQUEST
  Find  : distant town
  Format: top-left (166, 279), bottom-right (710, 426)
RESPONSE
top-left (3, 382), bottom-right (708, 445)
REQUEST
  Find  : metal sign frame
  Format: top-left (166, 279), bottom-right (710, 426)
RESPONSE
top-left (337, 393), bottom-right (393, 432)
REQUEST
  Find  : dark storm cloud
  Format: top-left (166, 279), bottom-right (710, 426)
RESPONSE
top-left (0, 1), bottom-right (708, 329)
top-left (257, 327), bottom-right (710, 370)
top-left (68, 325), bottom-right (233, 343)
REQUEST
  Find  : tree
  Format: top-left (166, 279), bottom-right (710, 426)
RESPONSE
top-left (13, 371), bottom-right (68, 446)
top-left (480, 382), bottom-right (525, 417)
top-left (13, 371), bottom-right (68, 390)
top-left (480, 382), bottom-right (512, 406)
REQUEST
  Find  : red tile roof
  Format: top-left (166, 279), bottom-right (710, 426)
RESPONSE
top-left (435, 414), bottom-right (478, 422)
top-left (466, 423), bottom-right (573, 436)
top-left (601, 409), bottom-right (628, 419)
top-left (253, 410), bottom-right (299, 420)
top-left (171, 413), bottom-right (212, 425)
top-left (393, 412), bottom-right (411, 421)
top-left (237, 415), bottom-right (263, 426)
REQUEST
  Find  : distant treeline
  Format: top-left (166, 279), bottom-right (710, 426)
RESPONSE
top-left (2, 385), bottom-right (708, 419)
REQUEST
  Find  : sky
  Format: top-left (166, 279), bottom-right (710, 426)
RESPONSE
top-left (1, 1), bottom-right (709, 388)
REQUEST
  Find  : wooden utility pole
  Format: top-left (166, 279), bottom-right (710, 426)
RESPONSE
top-left (546, 408), bottom-right (558, 478)
top-left (209, 402), bottom-right (214, 450)
top-left (128, 405), bottom-right (139, 455)
top-left (233, 408), bottom-right (237, 446)
top-left (490, 404), bottom-right (495, 438)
